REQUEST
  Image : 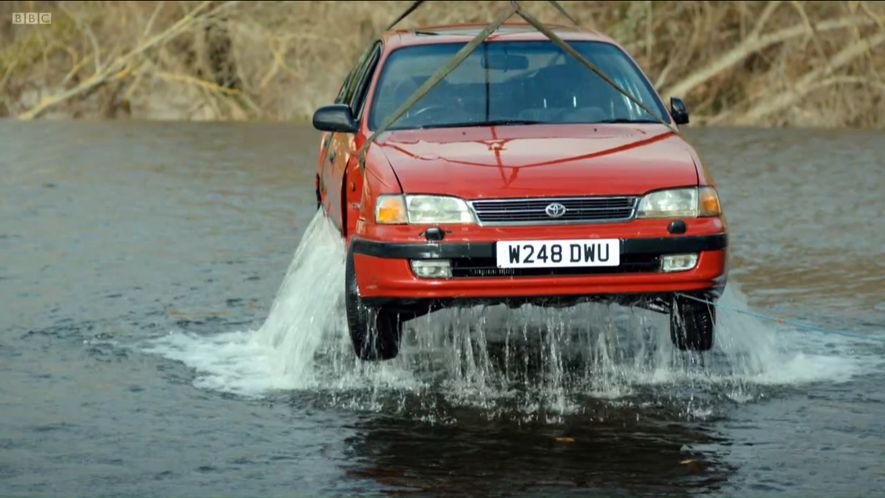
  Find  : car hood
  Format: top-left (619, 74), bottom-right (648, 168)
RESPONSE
top-left (373, 124), bottom-right (700, 198)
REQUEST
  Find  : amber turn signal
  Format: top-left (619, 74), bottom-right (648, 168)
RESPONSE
top-left (375, 195), bottom-right (408, 224)
top-left (698, 187), bottom-right (721, 217)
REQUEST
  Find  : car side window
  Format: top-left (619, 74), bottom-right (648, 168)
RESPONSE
top-left (335, 63), bottom-right (357, 104)
top-left (337, 42), bottom-right (378, 107)
top-left (334, 80), bottom-right (348, 104)
top-left (351, 43), bottom-right (382, 119)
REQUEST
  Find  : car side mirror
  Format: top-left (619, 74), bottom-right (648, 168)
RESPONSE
top-left (312, 104), bottom-right (357, 133)
top-left (670, 97), bottom-right (689, 125)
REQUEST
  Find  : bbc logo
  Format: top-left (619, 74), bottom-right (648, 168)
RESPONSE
top-left (12, 12), bottom-right (52, 25)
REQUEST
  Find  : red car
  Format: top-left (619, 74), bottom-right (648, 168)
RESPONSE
top-left (312, 24), bottom-right (727, 360)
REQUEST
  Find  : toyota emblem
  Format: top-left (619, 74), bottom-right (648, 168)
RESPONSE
top-left (544, 202), bottom-right (567, 218)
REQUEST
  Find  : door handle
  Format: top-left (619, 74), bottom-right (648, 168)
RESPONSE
top-left (329, 149), bottom-right (337, 163)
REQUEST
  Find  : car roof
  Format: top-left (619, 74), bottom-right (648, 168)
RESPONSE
top-left (381, 22), bottom-right (617, 50)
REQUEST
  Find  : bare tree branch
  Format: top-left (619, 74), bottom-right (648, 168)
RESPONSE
top-left (735, 31), bottom-right (885, 124)
top-left (663, 15), bottom-right (875, 99)
top-left (18, 1), bottom-right (237, 120)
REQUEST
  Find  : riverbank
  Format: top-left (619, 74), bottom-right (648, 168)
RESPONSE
top-left (1, 1), bottom-right (883, 126)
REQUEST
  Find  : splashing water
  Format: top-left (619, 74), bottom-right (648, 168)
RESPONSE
top-left (251, 212), bottom-right (348, 384)
top-left (145, 211), bottom-right (864, 419)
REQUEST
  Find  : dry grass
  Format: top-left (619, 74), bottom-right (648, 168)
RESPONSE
top-left (0, 1), bottom-right (883, 126)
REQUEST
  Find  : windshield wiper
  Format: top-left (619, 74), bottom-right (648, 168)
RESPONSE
top-left (418, 119), bottom-right (550, 129)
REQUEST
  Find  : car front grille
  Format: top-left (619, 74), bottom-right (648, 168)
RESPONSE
top-left (450, 254), bottom-right (661, 278)
top-left (469, 196), bottom-right (638, 225)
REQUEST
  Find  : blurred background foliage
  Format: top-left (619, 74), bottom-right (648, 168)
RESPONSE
top-left (0, 1), bottom-right (883, 126)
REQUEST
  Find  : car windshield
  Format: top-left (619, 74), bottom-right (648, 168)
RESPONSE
top-left (369, 40), bottom-right (669, 130)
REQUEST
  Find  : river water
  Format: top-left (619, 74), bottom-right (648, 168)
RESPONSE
top-left (1, 121), bottom-right (883, 497)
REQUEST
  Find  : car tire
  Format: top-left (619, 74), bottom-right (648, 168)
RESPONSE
top-left (345, 247), bottom-right (403, 361)
top-left (669, 295), bottom-right (715, 351)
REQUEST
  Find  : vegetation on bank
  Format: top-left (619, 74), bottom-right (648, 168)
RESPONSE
top-left (1, 1), bottom-right (883, 127)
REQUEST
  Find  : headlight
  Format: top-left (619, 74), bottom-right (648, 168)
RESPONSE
top-left (375, 195), bottom-right (476, 224)
top-left (636, 187), bottom-right (721, 218)
top-left (406, 195), bottom-right (475, 224)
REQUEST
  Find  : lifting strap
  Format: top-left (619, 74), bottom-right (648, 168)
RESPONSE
top-left (547, 0), bottom-right (579, 26)
top-left (360, 1), bottom-right (678, 171)
top-left (514, 6), bottom-right (677, 134)
top-left (386, 0), bottom-right (425, 31)
top-left (359, 4), bottom-right (518, 169)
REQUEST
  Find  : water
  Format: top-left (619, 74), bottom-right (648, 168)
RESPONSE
top-left (1, 122), bottom-right (883, 496)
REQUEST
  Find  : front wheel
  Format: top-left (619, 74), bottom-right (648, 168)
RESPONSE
top-left (345, 248), bottom-right (402, 361)
top-left (669, 295), bottom-right (715, 351)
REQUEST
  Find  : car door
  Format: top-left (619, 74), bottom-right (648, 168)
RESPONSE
top-left (320, 42), bottom-right (381, 233)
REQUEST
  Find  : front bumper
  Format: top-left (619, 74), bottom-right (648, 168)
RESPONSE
top-left (350, 229), bottom-right (727, 306)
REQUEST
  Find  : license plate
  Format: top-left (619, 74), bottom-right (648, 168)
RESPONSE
top-left (496, 239), bottom-right (620, 268)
